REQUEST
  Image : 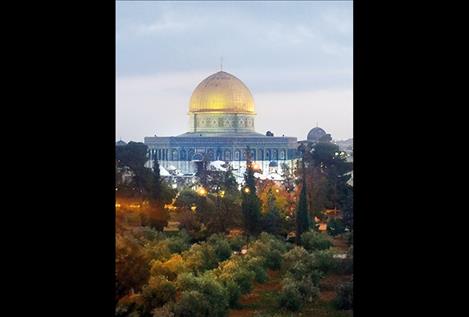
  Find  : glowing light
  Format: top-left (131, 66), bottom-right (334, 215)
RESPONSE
top-left (191, 205), bottom-right (197, 212)
top-left (115, 203), bottom-right (121, 208)
top-left (244, 187), bottom-right (250, 194)
top-left (219, 190), bottom-right (225, 198)
top-left (275, 189), bottom-right (280, 193)
top-left (129, 204), bottom-right (141, 208)
top-left (198, 188), bottom-right (207, 196)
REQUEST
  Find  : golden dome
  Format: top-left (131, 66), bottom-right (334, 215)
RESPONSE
top-left (189, 71), bottom-right (255, 114)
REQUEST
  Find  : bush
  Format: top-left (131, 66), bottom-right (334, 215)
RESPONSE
top-left (174, 291), bottom-right (208, 317)
top-left (249, 233), bottom-right (286, 269)
top-left (208, 234), bottom-right (232, 262)
top-left (175, 273), bottom-right (229, 317)
top-left (144, 239), bottom-right (172, 262)
top-left (327, 218), bottom-right (346, 236)
top-left (301, 231), bottom-right (332, 251)
top-left (334, 281), bottom-right (353, 310)
top-left (116, 294), bottom-right (144, 317)
top-left (150, 254), bottom-right (187, 281)
top-left (181, 243), bottom-right (218, 273)
top-left (228, 235), bottom-right (244, 251)
top-left (233, 266), bottom-right (256, 294)
top-left (142, 276), bottom-right (176, 314)
top-left (246, 257), bottom-right (268, 283)
top-left (224, 280), bottom-right (241, 308)
top-left (152, 302), bottom-right (175, 317)
top-left (313, 250), bottom-right (338, 274)
top-left (166, 231), bottom-right (191, 254)
top-left (279, 279), bottom-right (303, 311)
top-left (283, 246), bottom-right (309, 270)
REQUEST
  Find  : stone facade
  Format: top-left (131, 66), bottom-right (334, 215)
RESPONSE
top-left (144, 133), bottom-right (298, 174)
top-left (144, 70), bottom-right (299, 174)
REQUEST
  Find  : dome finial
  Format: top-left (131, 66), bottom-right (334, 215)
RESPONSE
top-left (220, 56), bottom-right (223, 71)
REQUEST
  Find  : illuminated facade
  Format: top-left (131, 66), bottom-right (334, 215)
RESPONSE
top-left (144, 71), bottom-right (298, 174)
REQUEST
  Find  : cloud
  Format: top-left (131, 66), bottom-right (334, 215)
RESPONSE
top-left (116, 72), bottom-right (353, 142)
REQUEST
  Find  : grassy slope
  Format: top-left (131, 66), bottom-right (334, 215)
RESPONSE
top-left (229, 236), bottom-right (353, 317)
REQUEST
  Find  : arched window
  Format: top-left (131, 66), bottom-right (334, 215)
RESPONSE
top-left (207, 149), bottom-right (215, 160)
top-left (280, 150), bottom-right (285, 160)
top-left (188, 149), bottom-right (195, 161)
top-left (225, 150), bottom-right (232, 161)
top-left (172, 149), bottom-right (178, 161)
top-left (273, 149), bottom-right (278, 160)
top-left (258, 149), bottom-right (263, 161)
top-left (234, 150), bottom-right (240, 161)
top-left (180, 149), bottom-right (186, 161)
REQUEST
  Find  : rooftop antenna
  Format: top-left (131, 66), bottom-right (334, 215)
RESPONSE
top-left (220, 56), bottom-right (223, 71)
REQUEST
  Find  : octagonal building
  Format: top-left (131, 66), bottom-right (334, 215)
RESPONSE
top-left (144, 70), bottom-right (298, 174)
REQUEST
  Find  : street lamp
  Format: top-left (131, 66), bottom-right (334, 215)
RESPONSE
top-left (244, 187), bottom-right (250, 194)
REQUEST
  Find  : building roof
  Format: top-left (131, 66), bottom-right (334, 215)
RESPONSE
top-left (116, 140), bottom-right (127, 146)
top-left (307, 127), bottom-right (327, 142)
top-left (189, 71), bottom-right (255, 114)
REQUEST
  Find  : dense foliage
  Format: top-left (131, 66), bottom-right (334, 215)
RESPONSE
top-left (115, 140), bottom-right (353, 316)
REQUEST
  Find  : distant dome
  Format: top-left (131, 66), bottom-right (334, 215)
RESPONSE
top-left (307, 127), bottom-right (326, 142)
top-left (116, 140), bottom-right (127, 146)
top-left (189, 71), bottom-right (255, 114)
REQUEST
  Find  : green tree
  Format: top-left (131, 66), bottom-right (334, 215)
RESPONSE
top-left (261, 188), bottom-right (282, 236)
top-left (241, 147), bottom-right (261, 238)
top-left (296, 159), bottom-right (311, 244)
top-left (116, 233), bottom-right (150, 298)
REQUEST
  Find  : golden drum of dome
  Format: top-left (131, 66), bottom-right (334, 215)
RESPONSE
top-left (189, 71), bottom-right (255, 114)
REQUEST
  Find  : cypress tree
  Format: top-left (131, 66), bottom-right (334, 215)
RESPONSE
top-left (241, 147), bottom-right (261, 238)
top-left (296, 160), bottom-right (311, 244)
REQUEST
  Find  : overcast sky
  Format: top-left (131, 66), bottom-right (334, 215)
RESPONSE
top-left (116, 1), bottom-right (353, 142)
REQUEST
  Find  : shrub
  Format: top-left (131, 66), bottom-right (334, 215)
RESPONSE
top-left (150, 254), bottom-right (187, 281)
top-left (233, 266), bottom-right (256, 294)
top-left (313, 250), bottom-right (338, 274)
top-left (208, 234), bottom-right (232, 262)
top-left (248, 233), bottom-right (286, 269)
top-left (246, 257), bottom-right (268, 283)
top-left (327, 218), bottom-right (346, 236)
top-left (152, 302), bottom-right (175, 317)
top-left (144, 240), bottom-right (172, 262)
top-left (116, 294), bottom-right (144, 317)
top-left (283, 246), bottom-right (309, 270)
top-left (166, 231), bottom-right (191, 254)
top-left (181, 243), bottom-right (218, 273)
top-left (301, 231), bottom-right (332, 251)
top-left (224, 280), bottom-right (241, 308)
top-left (142, 276), bottom-right (176, 314)
top-left (175, 273), bottom-right (229, 317)
top-left (174, 291), bottom-right (208, 317)
top-left (228, 235), bottom-right (244, 251)
top-left (296, 277), bottom-right (320, 302)
top-left (278, 279), bottom-right (303, 311)
top-left (334, 281), bottom-right (353, 310)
